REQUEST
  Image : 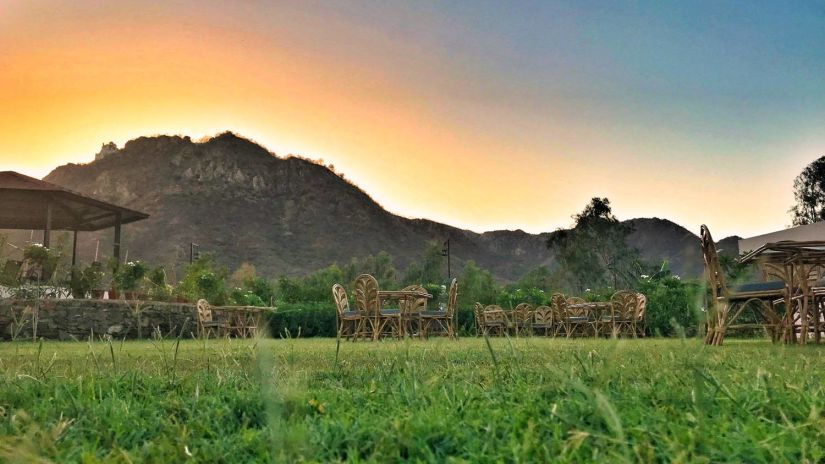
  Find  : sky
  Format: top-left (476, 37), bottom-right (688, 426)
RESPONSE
top-left (0, 0), bottom-right (823, 238)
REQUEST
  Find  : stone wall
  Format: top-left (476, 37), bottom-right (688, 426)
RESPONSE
top-left (0, 299), bottom-right (199, 340)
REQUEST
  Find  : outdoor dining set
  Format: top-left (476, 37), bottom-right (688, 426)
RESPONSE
top-left (474, 290), bottom-right (646, 338)
top-left (333, 272), bottom-right (646, 340)
top-left (333, 274), bottom-right (458, 340)
top-left (702, 225), bottom-right (825, 346)
top-left (195, 299), bottom-right (262, 338)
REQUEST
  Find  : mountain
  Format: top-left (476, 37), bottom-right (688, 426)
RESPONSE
top-left (22, 132), bottom-right (714, 281)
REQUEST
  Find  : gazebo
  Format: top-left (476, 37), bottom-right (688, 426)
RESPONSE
top-left (0, 171), bottom-right (148, 267)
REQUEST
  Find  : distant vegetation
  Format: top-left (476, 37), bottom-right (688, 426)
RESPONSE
top-left (0, 197), bottom-right (713, 338)
top-left (791, 154), bottom-right (825, 225)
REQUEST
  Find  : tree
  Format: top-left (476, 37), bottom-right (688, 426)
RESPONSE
top-left (546, 197), bottom-right (641, 292)
top-left (341, 251), bottom-right (397, 288)
top-left (791, 155), bottom-right (825, 225)
top-left (402, 241), bottom-right (445, 285)
top-left (458, 260), bottom-right (498, 307)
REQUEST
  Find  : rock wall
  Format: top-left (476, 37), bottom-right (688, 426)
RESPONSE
top-left (0, 299), bottom-right (199, 340)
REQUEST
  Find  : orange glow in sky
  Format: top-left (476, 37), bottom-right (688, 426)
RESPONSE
top-left (1, 1), bottom-right (823, 238)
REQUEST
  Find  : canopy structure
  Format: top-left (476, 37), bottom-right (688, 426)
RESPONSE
top-left (739, 221), bottom-right (825, 255)
top-left (0, 171), bottom-right (149, 266)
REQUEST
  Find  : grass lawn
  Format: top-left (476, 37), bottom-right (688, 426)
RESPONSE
top-left (0, 337), bottom-right (824, 463)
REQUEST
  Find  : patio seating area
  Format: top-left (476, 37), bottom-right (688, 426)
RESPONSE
top-left (333, 274), bottom-right (644, 340)
top-left (332, 274), bottom-right (457, 340)
top-left (195, 299), bottom-right (263, 339)
top-left (702, 224), bottom-right (825, 345)
top-left (475, 290), bottom-right (646, 338)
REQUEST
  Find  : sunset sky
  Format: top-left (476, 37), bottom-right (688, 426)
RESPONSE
top-left (1, 0), bottom-right (823, 238)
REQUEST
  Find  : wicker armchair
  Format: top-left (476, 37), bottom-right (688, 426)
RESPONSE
top-left (420, 279), bottom-right (458, 339)
top-left (635, 293), bottom-right (647, 337)
top-left (481, 305), bottom-right (507, 336)
top-left (511, 303), bottom-right (534, 336)
top-left (549, 294), bottom-right (568, 337)
top-left (474, 302), bottom-right (485, 336)
top-left (532, 305), bottom-right (554, 336)
top-left (701, 225), bottom-right (784, 345)
top-left (196, 299), bottom-right (228, 338)
top-left (354, 274), bottom-right (380, 340)
top-left (400, 284), bottom-right (428, 337)
top-left (562, 295), bottom-right (592, 337)
top-left (332, 284), bottom-right (360, 340)
top-left (609, 290), bottom-right (639, 337)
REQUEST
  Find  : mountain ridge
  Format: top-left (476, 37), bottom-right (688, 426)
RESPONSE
top-left (24, 132), bottom-right (721, 281)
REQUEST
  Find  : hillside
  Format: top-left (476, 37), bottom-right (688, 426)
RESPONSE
top-left (20, 132), bottom-right (715, 281)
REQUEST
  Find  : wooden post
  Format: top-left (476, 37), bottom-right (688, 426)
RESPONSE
top-left (113, 212), bottom-right (122, 267)
top-left (43, 201), bottom-right (53, 248)
top-left (71, 230), bottom-right (78, 266)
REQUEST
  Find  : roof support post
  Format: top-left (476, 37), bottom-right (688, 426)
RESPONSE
top-left (113, 212), bottom-right (122, 268)
top-left (71, 229), bottom-right (78, 267)
top-left (44, 201), bottom-right (53, 248)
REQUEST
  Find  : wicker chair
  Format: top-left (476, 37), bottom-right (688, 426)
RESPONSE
top-left (635, 293), bottom-right (647, 337)
top-left (332, 284), bottom-right (360, 340)
top-left (701, 225), bottom-right (784, 345)
top-left (420, 279), bottom-right (458, 339)
top-left (196, 299), bottom-right (228, 338)
top-left (609, 291), bottom-right (639, 337)
top-left (549, 293), bottom-right (569, 337)
top-left (481, 305), bottom-right (507, 336)
top-left (511, 303), bottom-right (534, 336)
top-left (532, 305), bottom-right (554, 336)
top-left (354, 274), bottom-right (380, 340)
top-left (474, 302), bottom-right (485, 336)
top-left (565, 296), bottom-right (592, 337)
top-left (399, 284), bottom-right (428, 337)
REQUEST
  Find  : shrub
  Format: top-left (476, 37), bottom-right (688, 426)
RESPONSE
top-left (114, 261), bottom-right (148, 292)
top-left (23, 243), bottom-right (60, 280)
top-left (177, 256), bottom-right (229, 305)
top-left (496, 287), bottom-right (549, 308)
top-left (230, 287), bottom-right (266, 307)
top-left (147, 266), bottom-right (173, 301)
top-left (267, 302), bottom-right (336, 337)
top-left (636, 274), bottom-right (703, 337)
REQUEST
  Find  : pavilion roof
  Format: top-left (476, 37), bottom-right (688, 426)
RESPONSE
top-left (0, 171), bottom-right (148, 231)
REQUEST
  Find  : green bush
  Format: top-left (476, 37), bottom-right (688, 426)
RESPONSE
top-left (230, 287), bottom-right (266, 307)
top-left (177, 256), bottom-right (229, 305)
top-left (267, 302), bottom-right (336, 338)
top-left (114, 261), bottom-right (148, 292)
top-left (495, 287), bottom-right (549, 308)
top-left (146, 266), bottom-right (173, 301)
top-left (636, 274), bottom-right (703, 337)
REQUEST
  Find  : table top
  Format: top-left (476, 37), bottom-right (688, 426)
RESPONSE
top-left (378, 290), bottom-right (433, 299)
top-left (568, 302), bottom-right (612, 309)
top-left (213, 305), bottom-right (270, 313)
top-left (740, 240), bottom-right (825, 265)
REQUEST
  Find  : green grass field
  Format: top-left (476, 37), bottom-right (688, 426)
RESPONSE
top-left (0, 337), bottom-right (824, 463)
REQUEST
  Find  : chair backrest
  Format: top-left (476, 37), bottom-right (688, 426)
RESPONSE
top-left (610, 291), bottom-right (638, 320)
top-left (474, 302), bottom-right (484, 330)
top-left (401, 284), bottom-right (428, 314)
top-left (533, 305), bottom-right (553, 325)
top-left (197, 299), bottom-right (213, 323)
top-left (512, 303), bottom-right (534, 322)
top-left (483, 305), bottom-right (507, 324)
top-left (566, 297), bottom-right (587, 317)
top-left (332, 284), bottom-right (350, 316)
top-left (354, 274), bottom-right (380, 316)
top-left (636, 293), bottom-right (647, 321)
top-left (700, 224), bottom-right (728, 298)
top-left (446, 278), bottom-right (458, 316)
top-left (550, 293), bottom-right (567, 320)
